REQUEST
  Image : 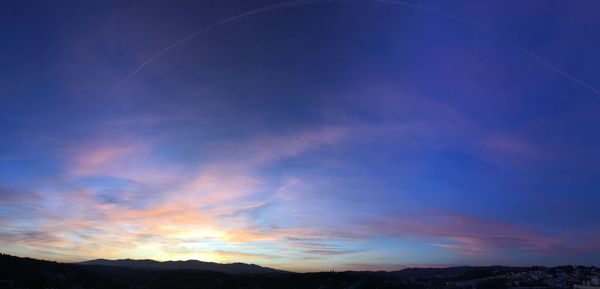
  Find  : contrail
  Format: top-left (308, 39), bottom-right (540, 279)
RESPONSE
top-left (106, 0), bottom-right (600, 97)
top-left (106, 0), bottom-right (329, 97)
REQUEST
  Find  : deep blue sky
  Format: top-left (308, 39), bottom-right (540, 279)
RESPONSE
top-left (1, 0), bottom-right (599, 271)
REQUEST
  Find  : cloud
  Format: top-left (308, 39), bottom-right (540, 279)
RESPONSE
top-left (182, 167), bottom-right (263, 205)
top-left (478, 133), bottom-right (552, 165)
top-left (104, 114), bottom-right (194, 126)
top-left (207, 125), bottom-right (351, 169)
top-left (0, 186), bottom-right (39, 203)
top-left (0, 231), bottom-right (69, 248)
top-left (349, 211), bottom-right (562, 255)
top-left (68, 141), bottom-right (149, 177)
top-left (342, 263), bottom-right (449, 271)
top-left (212, 250), bottom-right (272, 260)
top-left (303, 249), bottom-right (363, 256)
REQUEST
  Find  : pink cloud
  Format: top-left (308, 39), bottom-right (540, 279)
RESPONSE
top-left (183, 166), bottom-right (262, 204)
top-left (479, 133), bottom-right (551, 164)
top-left (353, 211), bottom-right (562, 255)
top-left (68, 140), bottom-right (149, 177)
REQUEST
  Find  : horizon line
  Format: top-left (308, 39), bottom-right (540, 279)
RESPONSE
top-left (3, 252), bottom-right (598, 273)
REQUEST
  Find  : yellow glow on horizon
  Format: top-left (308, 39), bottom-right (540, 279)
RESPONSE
top-left (173, 228), bottom-right (227, 240)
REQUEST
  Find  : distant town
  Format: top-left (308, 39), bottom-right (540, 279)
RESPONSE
top-left (438, 266), bottom-right (600, 289)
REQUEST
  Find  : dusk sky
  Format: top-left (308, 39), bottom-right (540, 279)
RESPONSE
top-left (1, 0), bottom-right (600, 272)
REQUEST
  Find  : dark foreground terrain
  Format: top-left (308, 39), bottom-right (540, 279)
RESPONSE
top-left (0, 254), bottom-right (598, 289)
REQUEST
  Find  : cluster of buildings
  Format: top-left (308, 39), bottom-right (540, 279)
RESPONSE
top-left (574, 276), bottom-right (600, 289)
top-left (445, 266), bottom-right (600, 289)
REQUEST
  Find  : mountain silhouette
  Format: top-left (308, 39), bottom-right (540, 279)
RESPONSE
top-left (2, 253), bottom-right (561, 289)
top-left (78, 258), bottom-right (290, 274)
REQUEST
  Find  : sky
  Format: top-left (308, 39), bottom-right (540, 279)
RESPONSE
top-left (1, 0), bottom-right (600, 272)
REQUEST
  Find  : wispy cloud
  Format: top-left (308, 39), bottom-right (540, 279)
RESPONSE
top-left (346, 211), bottom-right (563, 256)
